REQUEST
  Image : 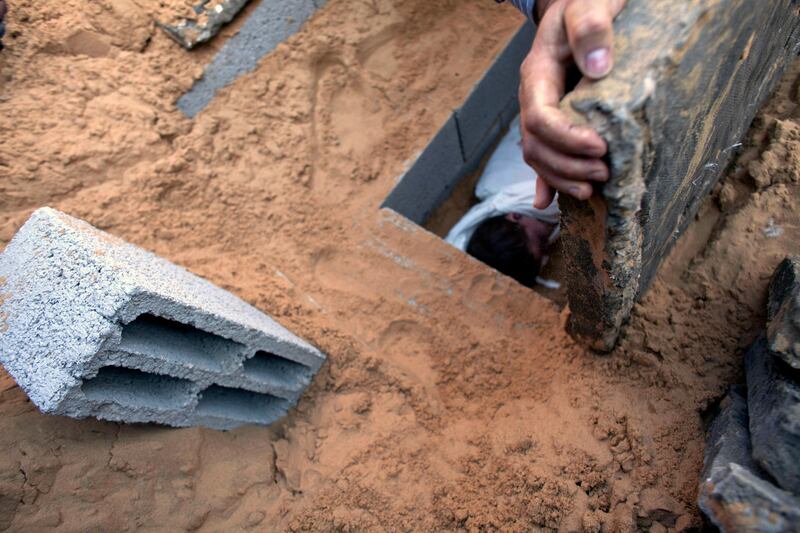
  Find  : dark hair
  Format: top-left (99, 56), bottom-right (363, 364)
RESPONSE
top-left (466, 216), bottom-right (540, 287)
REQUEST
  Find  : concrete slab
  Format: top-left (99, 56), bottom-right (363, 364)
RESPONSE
top-left (558, 0), bottom-right (800, 351)
top-left (0, 208), bottom-right (325, 430)
top-left (178, 0), bottom-right (327, 117)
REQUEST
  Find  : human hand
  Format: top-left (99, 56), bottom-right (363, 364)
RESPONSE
top-left (520, 0), bottom-right (627, 208)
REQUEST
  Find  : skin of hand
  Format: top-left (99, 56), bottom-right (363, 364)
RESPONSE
top-left (520, 0), bottom-right (628, 208)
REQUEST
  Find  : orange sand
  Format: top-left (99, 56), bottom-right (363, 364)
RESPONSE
top-left (0, 0), bottom-right (798, 530)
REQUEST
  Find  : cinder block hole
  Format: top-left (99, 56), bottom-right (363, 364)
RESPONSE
top-left (196, 385), bottom-right (289, 424)
top-left (243, 351), bottom-right (312, 389)
top-left (81, 366), bottom-right (195, 410)
top-left (384, 116), bottom-right (568, 305)
top-left (119, 314), bottom-right (244, 372)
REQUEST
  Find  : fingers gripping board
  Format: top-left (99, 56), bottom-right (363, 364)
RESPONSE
top-left (558, 0), bottom-right (800, 350)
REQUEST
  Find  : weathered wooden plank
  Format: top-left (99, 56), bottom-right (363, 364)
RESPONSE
top-left (559, 0), bottom-right (800, 351)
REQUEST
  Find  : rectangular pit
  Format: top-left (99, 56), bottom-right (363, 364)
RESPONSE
top-left (374, 17), bottom-right (600, 316)
top-left (0, 207), bottom-right (326, 429)
top-left (380, 22), bottom-right (567, 300)
top-left (381, 22), bottom-right (534, 226)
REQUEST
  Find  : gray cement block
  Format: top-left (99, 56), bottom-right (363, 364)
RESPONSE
top-left (699, 385), bottom-right (800, 532)
top-left (745, 335), bottom-right (800, 494)
top-left (382, 22), bottom-right (534, 226)
top-left (0, 208), bottom-right (325, 430)
top-left (768, 256), bottom-right (800, 370)
top-left (177, 0), bottom-right (327, 117)
top-left (700, 385), bottom-right (755, 486)
top-left (382, 115), bottom-right (465, 226)
top-left (558, 0), bottom-right (800, 351)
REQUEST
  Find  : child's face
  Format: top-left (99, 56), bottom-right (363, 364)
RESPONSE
top-left (505, 213), bottom-right (554, 260)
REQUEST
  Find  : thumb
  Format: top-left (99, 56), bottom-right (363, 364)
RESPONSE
top-left (534, 175), bottom-right (555, 210)
top-left (564, 0), bottom-right (626, 79)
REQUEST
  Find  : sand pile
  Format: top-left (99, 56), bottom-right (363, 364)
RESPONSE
top-left (0, 0), bottom-right (798, 530)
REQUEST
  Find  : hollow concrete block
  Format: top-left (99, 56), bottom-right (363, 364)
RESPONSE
top-left (0, 208), bottom-right (325, 430)
top-left (698, 385), bottom-right (800, 532)
top-left (559, 0), bottom-right (800, 350)
top-left (160, 0), bottom-right (251, 50)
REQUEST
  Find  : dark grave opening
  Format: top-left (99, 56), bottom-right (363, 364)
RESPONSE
top-left (381, 22), bottom-right (566, 304)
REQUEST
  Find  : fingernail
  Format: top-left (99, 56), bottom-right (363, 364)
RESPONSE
top-left (568, 187), bottom-right (584, 199)
top-left (590, 170), bottom-right (608, 181)
top-left (586, 48), bottom-right (611, 77)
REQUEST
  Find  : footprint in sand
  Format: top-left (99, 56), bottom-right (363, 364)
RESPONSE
top-left (374, 319), bottom-right (441, 397)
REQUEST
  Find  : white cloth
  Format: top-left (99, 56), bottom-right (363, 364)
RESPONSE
top-left (445, 115), bottom-right (560, 252)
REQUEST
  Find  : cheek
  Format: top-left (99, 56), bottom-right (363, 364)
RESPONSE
top-left (523, 225), bottom-right (539, 243)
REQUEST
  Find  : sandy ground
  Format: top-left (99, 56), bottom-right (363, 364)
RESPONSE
top-left (0, 0), bottom-right (799, 531)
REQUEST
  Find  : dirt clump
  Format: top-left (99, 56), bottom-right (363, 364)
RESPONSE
top-left (0, 0), bottom-right (799, 530)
